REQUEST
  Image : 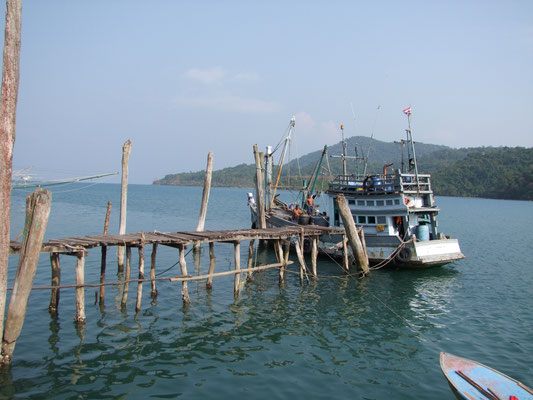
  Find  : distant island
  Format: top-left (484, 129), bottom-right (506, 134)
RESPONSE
top-left (153, 136), bottom-right (533, 201)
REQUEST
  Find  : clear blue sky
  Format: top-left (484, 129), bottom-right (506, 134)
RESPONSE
top-left (3, 0), bottom-right (532, 183)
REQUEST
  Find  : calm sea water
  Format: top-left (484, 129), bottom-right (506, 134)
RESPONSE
top-left (1, 183), bottom-right (532, 399)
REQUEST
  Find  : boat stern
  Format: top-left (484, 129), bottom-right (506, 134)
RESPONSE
top-left (409, 238), bottom-right (465, 267)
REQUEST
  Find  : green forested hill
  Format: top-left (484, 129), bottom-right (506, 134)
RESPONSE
top-left (153, 139), bottom-right (533, 201)
top-left (430, 147), bottom-right (533, 200)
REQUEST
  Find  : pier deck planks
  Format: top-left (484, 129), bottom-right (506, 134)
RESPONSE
top-left (9, 226), bottom-right (345, 255)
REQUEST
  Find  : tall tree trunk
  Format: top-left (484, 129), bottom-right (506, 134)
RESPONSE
top-left (0, 0), bottom-right (22, 355)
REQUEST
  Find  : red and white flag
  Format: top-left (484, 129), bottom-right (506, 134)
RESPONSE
top-left (403, 106), bottom-right (411, 116)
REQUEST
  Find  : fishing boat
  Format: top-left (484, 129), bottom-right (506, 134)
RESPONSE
top-left (440, 352), bottom-right (533, 400)
top-left (249, 109), bottom-right (464, 268)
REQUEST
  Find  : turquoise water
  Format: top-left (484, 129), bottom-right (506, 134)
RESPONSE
top-left (2, 184), bottom-right (532, 399)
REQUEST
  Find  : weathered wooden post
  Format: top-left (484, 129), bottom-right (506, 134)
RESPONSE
top-left (179, 245), bottom-right (190, 305)
top-left (120, 246), bottom-right (132, 307)
top-left (206, 242), bottom-right (215, 289)
top-left (74, 251), bottom-right (87, 323)
top-left (99, 201), bottom-right (111, 304)
top-left (246, 239), bottom-right (254, 282)
top-left (194, 152), bottom-right (213, 251)
top-left (48, 253), bottom-right (61, 313)
top-left (135, 233), bottom-right (145, 312)
top-left (253, 144), bottom-right (266, 229)
top-left (233, 241), bottom-right (241, 297)
top-left (0, 0), bottom-right (22, 355)
top-left (117, 139), bottom-right (132, 273)
top-left (359, 227), bottom-right (368, 260)
top-left (274, 240), bottom-right (284, 283)
top-left (335, 194), bottom-right (370, 275)
top-left (342, 235), bottom-right (350, 272)
top-left (311, 237), bottom-right (318, 278)
top-left (1, 188), bottom-right (51, 365)
top-left (150, 243), bottom-right (157, 298)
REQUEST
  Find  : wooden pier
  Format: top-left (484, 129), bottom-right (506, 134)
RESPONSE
top-left (8, 225), bottom-right (346, 321)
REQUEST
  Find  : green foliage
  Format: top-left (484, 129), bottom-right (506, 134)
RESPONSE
top-left (431, 147), bottom-right (533, 200)
top-left (153, 139), bottom-right (533, 201)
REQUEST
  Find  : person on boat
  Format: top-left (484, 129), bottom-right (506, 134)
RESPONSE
top-left (306, 193), bottom-right (318, 215)
top-left (292, 204), bottom-right (303, 221)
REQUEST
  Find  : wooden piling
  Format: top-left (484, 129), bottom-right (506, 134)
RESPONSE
top-left (206, 242), bottom-right (215, 289)
top-left (246, 239), bottom-right (254, 282)
top-left (342, 235), bottom-right (349, 272)
top-left (99, 201), bottom-right (111, 304)
top-left (253, 144), bottom-right (266, 229)
top-left (135, 234), bottom-right (145, 312)
top-left (1, 188), bottom-right (51, 364)
top-left (48, 253), bottom-right (61, 313)
top-left (275, 240), bottom-right (284, 284)
top-left (150, 243), bottom-right (157, 298)
top-left (233, 241), bottom-right (241, 297)
top-left (335, 194), bottom-right (369, 275)
top-left (121, 246), bottom-right (132, 307)
top-left (359, 227), bottom-right (368, 260)
top-left (311, 237), bottom-right (318, 278)
top-left (74, 252), bottom-right (86, 323)
top-left (0, 0), bottom-right (22, 357)
top-left (194, 152), bottom-right (213, 251)
top-left (294, 238), bottom-right (307, 282)
top-left (179, 245), bottom-right (190, 305)
top-left (117, 139), bottom-right (132, 273)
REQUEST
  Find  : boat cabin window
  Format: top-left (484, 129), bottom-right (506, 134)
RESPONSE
top-left (386, 200), bottom-right (393, 206)
top-left (377, 216), bottom-right (386, 224)
top-left (357, 200), bottom-right (365, 206)
top-left (394, 199), bottom-right (400, 205)
top-left (368, 216), bottom-right (376, 224)
top-left (357, 216), bottom-right (366, 224)
top-left (348, 199), bottom-right (355, 205)
top-left (367, 200), bottom-right (375, 206)
top-left (376, 200), bottom-right (384, 206)
top-left (334, 210), bottom-right (339, 226)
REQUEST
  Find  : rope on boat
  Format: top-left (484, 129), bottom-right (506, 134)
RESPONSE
top-left (369, 237), bottom-right (415, 271)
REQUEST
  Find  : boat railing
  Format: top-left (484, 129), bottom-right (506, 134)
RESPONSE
top-left (399, 173), bottom-right (432, 194)
top-left (328, 173), bottom-right (433, 195)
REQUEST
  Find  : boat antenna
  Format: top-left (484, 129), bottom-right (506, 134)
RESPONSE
top-left (363, 104), bottom-right (381, 176)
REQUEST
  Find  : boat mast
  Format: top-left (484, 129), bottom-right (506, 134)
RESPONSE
top-left (270, 116), bottom-right (295, 208)
top-left (264, 146), bottom-right (273, 208)
top-left (404, 107), bottom-right (420, 191)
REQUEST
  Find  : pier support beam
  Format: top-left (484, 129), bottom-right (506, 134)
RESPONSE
top-left (1, 188), bottom-right (51, 365)
top-left (179, 245), bottom-right (190, 305)
top-left (117, 139), bottom-right (132, 273)
top-left (194, 152), bottom-right (213, 251)
top-left (150, 243), bottom-right (157, 298)
top-left (253, 144), bottom-right (266, 229)
top-left (99, 201), bottom-right (111, 305)
top-left (233, 241), bottom-right (241, 298)
top-left (246, 239), bottom-right (254, 282)
top-left (121, 246), bottom-right (132, 307)
top-left (135, 235), bottom-right (145, 312)
top-left (0, 0), bottom-right (22, 358)
top-left (311, 237), bottom-right (318, 278)
top-left (206, 242), bottom-right (215, 290)
top-left (48, 253), bottom-right (61, 313)
top-left (74, 252), bottom-right (86, 323)
top-left (294, 238), bottom-right (308, 283)
top-left (342, 235), bottom-right (349, 272)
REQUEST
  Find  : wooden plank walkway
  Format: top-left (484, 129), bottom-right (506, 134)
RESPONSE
top-left (7, 225), bottom-right (348, 325)
top-left (9, 226), bottom-right (345, 254)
